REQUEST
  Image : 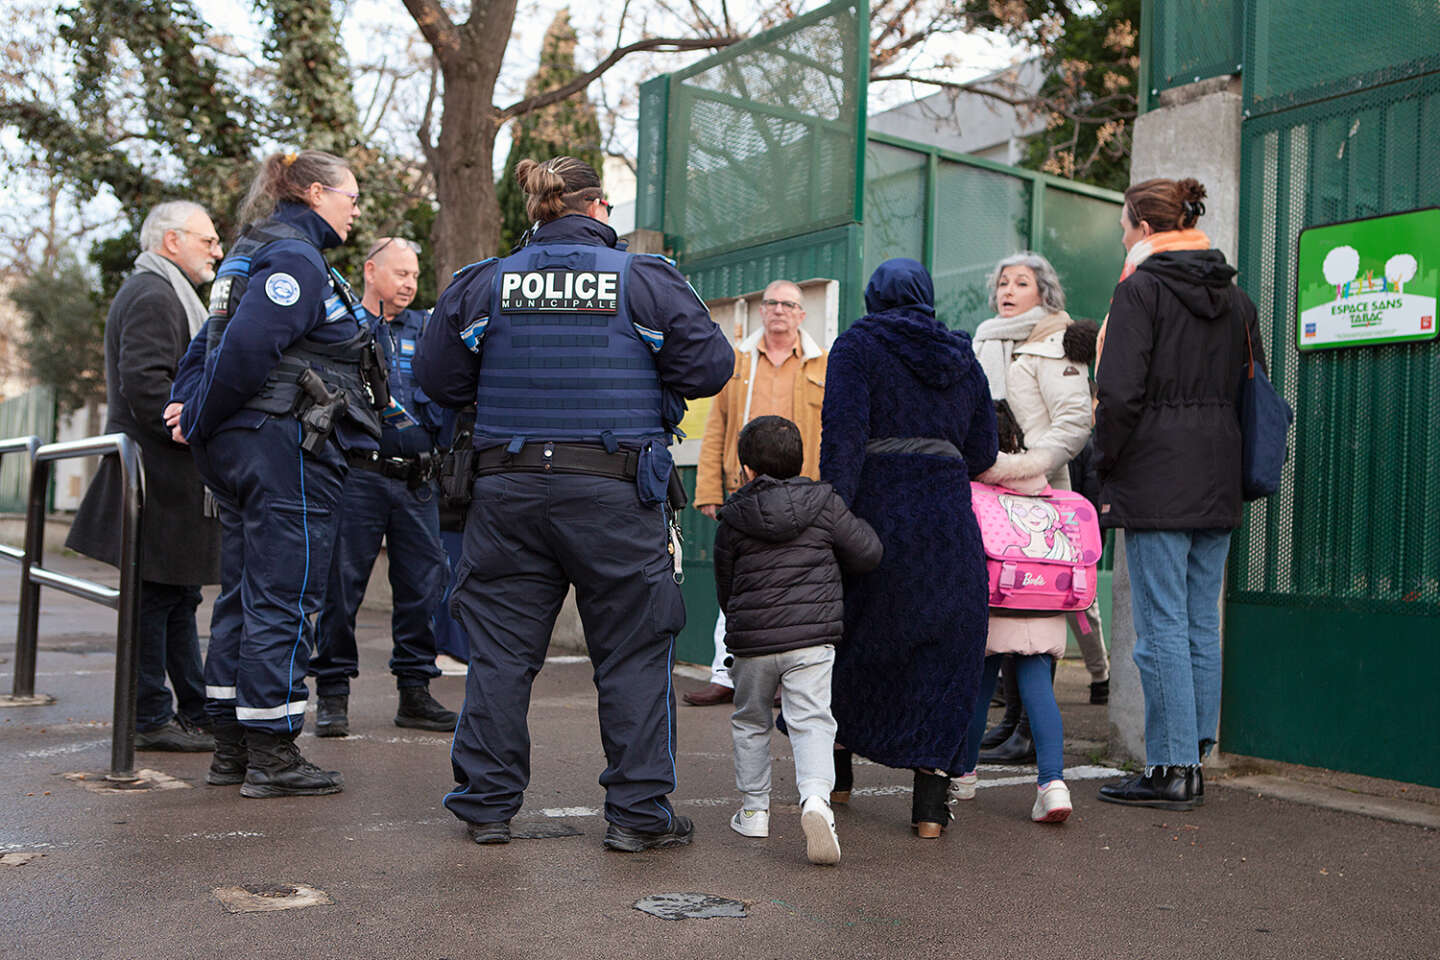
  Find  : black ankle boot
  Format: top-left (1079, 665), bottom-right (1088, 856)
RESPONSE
top-left (240, 730), bottom-right (344, 799)
top-left (979, 712), bottom-right (1035, 764)
top-left (206, 722), bottom-right (247, 786)
top-left (1089, 679), bottom-right (1109, 705)
top-left (1190, 765), bottom-right (1205, 805)
top-left (911, 770), bottom-right (951, 837)
top-left (1097, 766), bottom-right (1195, 810)
top-left (978, 718), bottom-right (1017, 750)
top-left (316, 695), bottom-right (349, 738)
top-left (832, 748), bottom-right (853, 803)
top-left (395, 685), bottom-right (459, 731)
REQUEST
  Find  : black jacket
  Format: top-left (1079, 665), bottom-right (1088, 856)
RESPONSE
top-left (67, 271), bottom-right (221, 584)
top-left (1095, 250), bottom-right (1267, 530)
top-left (714, 475), bottom-right (882, 657)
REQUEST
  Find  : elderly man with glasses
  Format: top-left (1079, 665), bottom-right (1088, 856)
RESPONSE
top-left (67, 201), bottom-right (226, 750)
top-left (308, 236), bottom-right (459, 736)
top-left (685, 280), bottom-right (829, 707)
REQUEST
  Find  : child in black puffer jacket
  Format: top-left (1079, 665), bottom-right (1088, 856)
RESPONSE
top-left (713, 415), bottom-right (882, 865)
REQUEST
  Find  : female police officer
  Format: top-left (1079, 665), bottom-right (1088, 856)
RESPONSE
top-left (416, 156), bottom-right (732, 849)
top-left (167, 149), bottom-right (383, 798)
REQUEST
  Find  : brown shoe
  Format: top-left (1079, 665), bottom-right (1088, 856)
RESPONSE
top-left (682, 682), bottom-right (734, 706)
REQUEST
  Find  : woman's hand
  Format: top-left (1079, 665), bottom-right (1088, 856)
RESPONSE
top-left (164, 402), bottom-right (187, 445)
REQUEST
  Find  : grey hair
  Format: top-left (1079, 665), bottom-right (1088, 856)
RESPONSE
top-left (987, 251), bottom-right (1066, 314)
top-left (139, 201), bottom-right (208, 252)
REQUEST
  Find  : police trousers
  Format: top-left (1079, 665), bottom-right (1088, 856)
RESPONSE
top-left (443, 472), bottom-right (686, 832)
top-left (311, 469), bottom-right (446, 695)
top-left (192, 418), bottom-right (346, 734)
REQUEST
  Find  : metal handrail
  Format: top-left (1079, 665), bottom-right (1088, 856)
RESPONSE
top-left (0, 436), bottom-right (41, 567)
top-left (10, 434), bottom-right (145, 780)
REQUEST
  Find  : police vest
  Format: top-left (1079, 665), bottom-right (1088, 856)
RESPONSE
top-left (472, 242), bottom-right (665, 446)
top-left (207, 220), bottom-right (382, 440)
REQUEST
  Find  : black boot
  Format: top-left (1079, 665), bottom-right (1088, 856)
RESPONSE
top-left (206, 721), bottom-right (247, 786)
top-left (980, 657), bottom-right (1022, 748)
top-left (1190, 765), bottom-right (1205, 806)
top-left (979, 711), bottom-right (1035, 764)
top-left (1097, 766), bottom-right (1195, 810)
top-left (832, 748), bottom-right (853, 804)
top-left (395, 685), bottom-right (459, 731)
top-left (315, 695), bottom-right (349, 738)
top-left (911, 770), bottom-right (951, 838)
top-left (1089, 679), bottom-right (1109, 705)
top-left (240, 730), bottom-right (344, 799)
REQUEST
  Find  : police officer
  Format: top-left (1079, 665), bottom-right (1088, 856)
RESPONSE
top-left (310, 236), bottom-right (459, 736)
top-left (167, 149), bottom-right (383, 798)
top-left (416, 156), bottom-right (732, 849)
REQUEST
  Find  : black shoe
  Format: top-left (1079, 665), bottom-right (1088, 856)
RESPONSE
top-left (240, 730), bottom-right (343, 798)
top-left (979, 728), bottom-right (1036, 764)
top-left (831, 747), bottom-right (853, 803)
top-left (466, 820), bottom-right (512, 844)
top-left (315, 695), bottom-right (349, 738)
top-left (1190, 765), bottom-right (1205, 806)
top-left (603, 815), bottom-right (695, 852)
top-left (911, 770), bottom-right (951, 837)
top-left (1098, 766), bottom-right (1196, 811)
top-left (136, 717), bottom-right (216, 752)
top-left (1089, 680), bottom-right (1110, 705)
top-left (206, 721), bottom-right (247, 786)
top-left (395, 685), bottom-right (459, 731)
top-left (978, 719), bottom-right (1017, 750)
top-left (774, 711), bottom-right (788, 736)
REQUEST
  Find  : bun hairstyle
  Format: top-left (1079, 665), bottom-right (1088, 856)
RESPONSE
top-left (514, 156), bottom-right (603, 224)
top-left (239, 149), bottom-right (351, 228)
top-left (1123, 177), bottom-right (1208, 233)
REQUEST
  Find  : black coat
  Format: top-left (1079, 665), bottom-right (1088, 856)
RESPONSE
top-left (1095, 250), bottom-right (1267, 530)
top-left (66, 271), bottom-right (221, 584)
top-left (714, 476), bottom-right (882, 657)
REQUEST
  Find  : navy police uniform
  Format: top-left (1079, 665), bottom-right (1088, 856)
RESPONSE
top-left (416, 214), bottom-right (731, 833)
top-left (173, 202), bottom-right (381, 735)
top-left (311, 306), bottom-right (450, 696)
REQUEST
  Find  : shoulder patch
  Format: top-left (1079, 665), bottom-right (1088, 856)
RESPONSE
top-left (264, 272), bottom-right (302, 307)
top-left (453, 257), bottom-right (499, 280)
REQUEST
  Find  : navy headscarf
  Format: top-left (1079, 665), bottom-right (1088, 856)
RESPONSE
top-left (864, 257), bottom-right (936, 318)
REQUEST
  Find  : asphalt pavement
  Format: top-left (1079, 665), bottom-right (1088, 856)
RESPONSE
top-left (1, 557), bottom-right (1436, 960)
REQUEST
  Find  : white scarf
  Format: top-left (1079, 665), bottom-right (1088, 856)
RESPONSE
top-left (971, 305), bottom-right (1049, 401)
top-left (133, 250), bottom-right (207, 338)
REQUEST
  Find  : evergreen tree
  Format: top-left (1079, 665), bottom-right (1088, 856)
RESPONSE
top-left (10, 255), bottom-right (104, 413)
top-left (495, 10), bottom-right (604, 255)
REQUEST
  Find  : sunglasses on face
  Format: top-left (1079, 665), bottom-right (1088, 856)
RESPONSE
top-left (365, 237), bottom-right (422, 261)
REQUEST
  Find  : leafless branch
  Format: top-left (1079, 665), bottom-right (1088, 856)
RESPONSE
top-left (870, 71), bottom-right (1037, 108)
top-left (402, 0), bottom-right (461, 67)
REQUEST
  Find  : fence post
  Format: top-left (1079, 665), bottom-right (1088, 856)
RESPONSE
top-left (107, 437), bottom-right (144, 780)
top-left (12, 453), bottom-right (47, 700)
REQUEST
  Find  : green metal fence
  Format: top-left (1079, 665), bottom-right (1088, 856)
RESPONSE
top-left (0, 387), bottom-right (54, 513)
top-left (1142, 0), bottom-right (1244, 104)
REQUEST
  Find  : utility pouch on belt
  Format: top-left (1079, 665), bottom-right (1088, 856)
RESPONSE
top-left (636, 441), bottom-right (673, 505)
top-left (294, 367), bottom-right (349, 453)
top-left (437, 443), bottom-right (476, 509)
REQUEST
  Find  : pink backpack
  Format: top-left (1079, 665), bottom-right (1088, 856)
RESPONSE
top-left (970, 482), bottom-right (1103, 615)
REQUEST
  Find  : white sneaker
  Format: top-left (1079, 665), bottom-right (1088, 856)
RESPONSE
top-left (948, 771), bottom-right (978, 802)
top-left (729, 807), bottom-right (769, 838)
top-left (1032, 780), bottom-right (1073, 823)
top-left (800, 795), bottom-right (841, 865)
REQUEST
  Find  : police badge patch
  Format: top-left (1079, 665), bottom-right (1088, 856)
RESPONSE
top-left (500, 270), bottom-right (619, 313)
top-left (264, 272), bottom-right (302, 307)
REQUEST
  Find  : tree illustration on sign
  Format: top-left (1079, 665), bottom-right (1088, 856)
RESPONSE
top-left (1384, 254), bottom-right (1418, 294)
top-left (1323, 245), bottom-right (1360, 299)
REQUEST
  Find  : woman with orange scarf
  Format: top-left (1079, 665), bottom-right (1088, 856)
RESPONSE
top-left (1093, 178), bottom-right (1267, 811)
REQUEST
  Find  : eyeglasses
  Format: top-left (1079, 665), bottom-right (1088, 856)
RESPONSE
top-left (761, 298), bottom-right (803, 311)
top-left (322, 184), bottom-right (360, 205)
top-left (174, 228), bottom-right (222, 248)
top-left (365, 237), bottom-right (422, 261)
top-left (591, 196), bottom-right (614, 216)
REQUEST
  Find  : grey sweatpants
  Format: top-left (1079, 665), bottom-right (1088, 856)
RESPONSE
top-left (729, 644), bottom-right (837, 810)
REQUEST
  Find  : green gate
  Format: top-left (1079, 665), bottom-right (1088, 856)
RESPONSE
top-left (1216, 1), bottom-right (1440, 786)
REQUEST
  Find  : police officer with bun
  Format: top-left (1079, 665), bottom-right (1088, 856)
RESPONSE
top-left (168, 149), bottom-right (384, 798)
top-left (417, 155), bottom-right (732, 849)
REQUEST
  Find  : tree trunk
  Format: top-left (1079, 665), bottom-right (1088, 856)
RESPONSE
top-left (430, 78), bottom-right (500, 286)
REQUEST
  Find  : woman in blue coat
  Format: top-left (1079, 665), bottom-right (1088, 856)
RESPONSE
top-left (819, 258), bottom-right (998, 837)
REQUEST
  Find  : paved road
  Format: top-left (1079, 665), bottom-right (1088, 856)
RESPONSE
top-left (1, 559), bottom-right (1435, 959)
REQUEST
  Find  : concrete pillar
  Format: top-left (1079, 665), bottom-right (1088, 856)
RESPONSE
top-left (1106, 75), bottom-right (1244, 763)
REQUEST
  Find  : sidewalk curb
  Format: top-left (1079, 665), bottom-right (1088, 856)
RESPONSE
top-left (1219, 774), bottom-right (1440, 830)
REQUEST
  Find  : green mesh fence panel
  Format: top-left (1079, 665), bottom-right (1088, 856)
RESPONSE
top-left (1232, 71), bottom-right (1440, 616)
top-left (1041, 188), bottom-right (1126, 324)
top-left (932, 161), bottom-right (1031, 334)
top-left (1245, 0), bottom-right (1440, 116)
top-left (1148, 0), bottom-right (1243, 95)
top-left (683, 224), bottom-right (858, 306)
top-left (635, 76), bottom-right (668, 231)
top-left (0, 386), bottom-right (53, 513)
top-left (862, 142), bottom-right (928, 295)
top-left (664, 1), bottom-right (863, 260)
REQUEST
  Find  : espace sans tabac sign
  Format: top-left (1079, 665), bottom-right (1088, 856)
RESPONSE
top-left (1296, 208), bottom-right (1438, 351)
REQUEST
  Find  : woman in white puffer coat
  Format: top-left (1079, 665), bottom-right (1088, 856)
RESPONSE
top-left (967, 252), bottom-right (1110, 772)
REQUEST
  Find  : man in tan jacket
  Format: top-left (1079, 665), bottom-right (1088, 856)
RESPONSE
top-left (684, 280), bottom-right (828, 706)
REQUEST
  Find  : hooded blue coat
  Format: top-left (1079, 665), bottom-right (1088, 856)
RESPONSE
top-left (819, 259), bottom-right (998, 772)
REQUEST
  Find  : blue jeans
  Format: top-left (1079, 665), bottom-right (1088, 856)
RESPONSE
top-left (1125, 529), bottom-right (1231, 769)
top-left (136, 581), bottom-right (206, 732)
top-left (964, 653), bottom-right (1063, 785)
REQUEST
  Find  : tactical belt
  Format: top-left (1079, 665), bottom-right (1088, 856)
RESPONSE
top-left (348, 450), bottom-right (432, 481)
top-left (473, 442), bottom-right (638, 481)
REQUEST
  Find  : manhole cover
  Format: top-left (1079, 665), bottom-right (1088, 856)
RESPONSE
top-left (214, 883), bottom-right (333, 914)
top-left (510, 820), bottom-right (583, 840)
top-left (634, 893), bottom-right (747, 921)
